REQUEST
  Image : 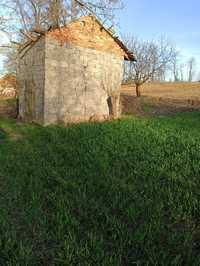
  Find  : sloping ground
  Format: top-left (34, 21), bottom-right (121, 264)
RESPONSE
top-left (1, 114), bottom-right (200, 265)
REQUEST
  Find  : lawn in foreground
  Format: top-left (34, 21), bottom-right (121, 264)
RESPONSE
top-left (0, 113), bottom-right (200, 265)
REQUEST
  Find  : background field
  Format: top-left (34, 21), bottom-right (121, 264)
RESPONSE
top-left (121, 82), bottom-right (200, 116)
top-left (122, 82), bottom-right (200, 100)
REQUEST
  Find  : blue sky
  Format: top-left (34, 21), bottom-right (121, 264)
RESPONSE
top-left (117, 0), bottom-right (200, 79)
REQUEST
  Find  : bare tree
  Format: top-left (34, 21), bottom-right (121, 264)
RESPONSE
top-left (171, 52), bottom-right (180, 82)
top-left (2, 47), bottom-right (18, 74)
top-left (187, 57), bottom-right (196, 82)
top-left (197, 72), bottom-right (200, 82)
top-left (0, 0), bottom-right (123, 43)
top-left (179, 63), bottom-right (185, 82)
top-left (124, 36), bottom-right (177, 97)
top-left (158, 67), bottom-right (166, 82)
top-left (151, 66), bottom-right (166, 82)
top-left (0, 0), bottom-right (123, 75)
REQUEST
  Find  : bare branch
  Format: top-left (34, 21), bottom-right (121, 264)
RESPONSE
top-left (123, 35), bottom-right (177, 96)
top-left (0, 0), bottom-right (124, 74)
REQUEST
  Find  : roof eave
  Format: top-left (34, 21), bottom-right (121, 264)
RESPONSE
top-left (124, 54), bottom-right (136, 62)
top-left (90, 15), bottom-right (136, 62)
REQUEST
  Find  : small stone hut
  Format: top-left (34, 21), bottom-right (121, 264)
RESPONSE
top-left (17, 15), bottom-right (135, 125)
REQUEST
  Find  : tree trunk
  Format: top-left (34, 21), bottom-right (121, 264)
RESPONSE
top-left (135, 84), bottom-right (141, 97)
top-left (71, 0), bottom-right (78, 19)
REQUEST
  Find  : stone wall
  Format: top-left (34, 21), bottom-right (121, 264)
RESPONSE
top-left (17, 37), bottom-right (45, 123)
top-left (17, 34), bottom-right (124, 125)
top-left (44, 37), bottom-right (124, 124)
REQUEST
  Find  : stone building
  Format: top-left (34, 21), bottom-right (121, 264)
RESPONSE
top-left (17, 15), bottom-right (135, 125)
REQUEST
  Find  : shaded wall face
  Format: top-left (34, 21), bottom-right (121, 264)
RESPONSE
top-left (44, 37), bottom-right (123, 124)
top-left (17, 38), bottom-right (45, 123)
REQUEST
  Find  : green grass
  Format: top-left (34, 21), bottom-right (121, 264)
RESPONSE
top-left (1, 113), bottom-right (200, 265)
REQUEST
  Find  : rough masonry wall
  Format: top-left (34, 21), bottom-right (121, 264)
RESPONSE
top-left (17, 37), bottom-right (45, 123)
top-left (44, 37), bottom-right (123, 124)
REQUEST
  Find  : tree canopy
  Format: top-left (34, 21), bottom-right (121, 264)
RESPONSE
top-left (0, 0), bottom-right (123, 44)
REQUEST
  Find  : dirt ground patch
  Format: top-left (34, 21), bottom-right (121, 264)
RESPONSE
top-left (121, 82), bottom-right (200, 116)
top-left (0, 98), bottom-right (17, 118)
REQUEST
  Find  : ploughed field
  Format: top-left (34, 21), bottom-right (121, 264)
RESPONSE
top-left (122, 82), bottom-right (200, 99)
top-left (1, 114), bottom-right (200, 265)
top-left (121, 82), bottom-right (200, 116)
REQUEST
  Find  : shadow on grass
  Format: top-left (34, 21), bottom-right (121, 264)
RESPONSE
top-left (0, 113), bottom-right (200, 264)
top-left (0, 127), bottom-right (7, 141)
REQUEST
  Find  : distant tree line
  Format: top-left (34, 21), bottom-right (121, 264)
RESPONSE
top-left (171, 54), bottom-right (197, 83)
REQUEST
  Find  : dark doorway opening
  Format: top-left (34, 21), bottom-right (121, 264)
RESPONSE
top-left (107, 96), bottom-right (113, 116)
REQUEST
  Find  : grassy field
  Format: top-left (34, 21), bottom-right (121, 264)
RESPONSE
top-left (1, 114), bottom-right (200, 265)
top-left (122, 82), bottom-right (200, 100)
